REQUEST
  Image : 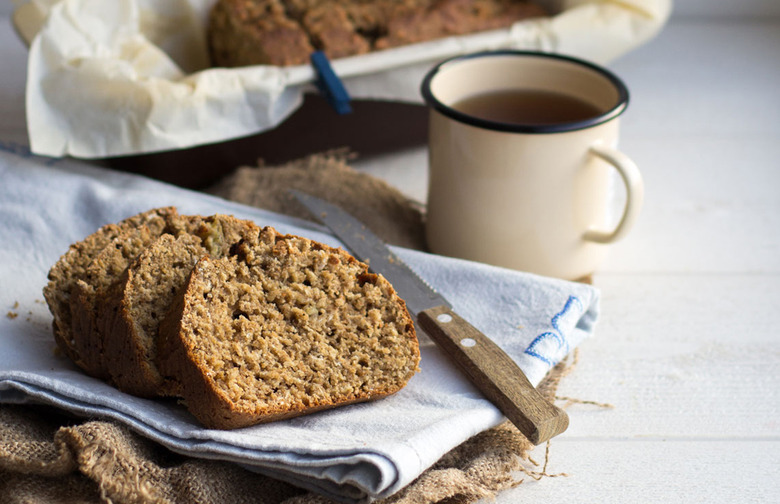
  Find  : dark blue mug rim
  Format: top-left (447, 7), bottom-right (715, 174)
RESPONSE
top-left (420, 50), bottom-right (630, 134)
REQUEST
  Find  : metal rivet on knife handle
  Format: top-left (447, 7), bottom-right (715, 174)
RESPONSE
top-left (418, 305), bottom-right (569, 445)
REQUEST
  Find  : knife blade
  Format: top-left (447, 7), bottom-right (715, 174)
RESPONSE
top-left (292, 190), bottom-right (569, 445)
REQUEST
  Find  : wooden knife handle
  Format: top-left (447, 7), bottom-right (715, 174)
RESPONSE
top-left (418, 305), bottom-right (569, 445)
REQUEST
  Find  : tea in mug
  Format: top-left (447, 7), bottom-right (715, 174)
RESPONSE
top-left (451, 89), bottom-right (603, 126)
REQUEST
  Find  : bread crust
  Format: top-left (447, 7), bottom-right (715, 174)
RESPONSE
top-left (73, 225), bottom-right (165, 379)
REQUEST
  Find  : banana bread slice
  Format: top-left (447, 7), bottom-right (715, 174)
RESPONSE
top-left (70, 224), bottom-right (169, 379)
top-left (99, 215), bottom-right (261, 397)
top-left (158, 226), bottom-right (420, 429)
top-left (99, 233), bottom-right (207, 397)
top-left (43, 207), bottom-right (179, 377)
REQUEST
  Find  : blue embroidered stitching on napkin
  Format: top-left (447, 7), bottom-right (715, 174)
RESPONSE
top-left (524, 296), bottom-right (583, 365)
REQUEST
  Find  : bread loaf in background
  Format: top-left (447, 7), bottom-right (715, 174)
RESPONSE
top-left (208, 0), bottom-right (548, 67)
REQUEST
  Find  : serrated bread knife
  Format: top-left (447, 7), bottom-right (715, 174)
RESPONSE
top-left (292, 190), bottom-right (569, 445)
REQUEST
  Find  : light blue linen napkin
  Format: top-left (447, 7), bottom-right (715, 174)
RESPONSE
top-left (0, 147), bottom-right (599, 503)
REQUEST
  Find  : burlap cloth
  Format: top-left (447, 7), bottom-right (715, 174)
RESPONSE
top-left (0, 152), bottom-right (583, 504)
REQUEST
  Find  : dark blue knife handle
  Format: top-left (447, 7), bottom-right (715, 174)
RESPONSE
top-left (418, 305), bottom-right (569, 445)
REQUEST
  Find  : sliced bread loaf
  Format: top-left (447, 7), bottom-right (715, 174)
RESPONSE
top-left (157, 226), bottom-right (420, 429)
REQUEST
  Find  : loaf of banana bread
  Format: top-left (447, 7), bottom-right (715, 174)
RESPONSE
top-left (208, 0), bottom-right (547, 67)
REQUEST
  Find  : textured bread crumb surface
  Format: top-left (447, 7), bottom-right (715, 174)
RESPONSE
top-left (162, 227), bottom-right (419, 428)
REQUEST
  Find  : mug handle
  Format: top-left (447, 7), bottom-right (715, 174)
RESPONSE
top-left (583, 143), bottom-right (644, 244)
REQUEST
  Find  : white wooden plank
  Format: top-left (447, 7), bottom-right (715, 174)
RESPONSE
top-left (492, 440), bottom-right (780, 503)
top-left (613, 21), bottom-right (780, 139)
top-left (607, 140), bottom-right (780, 274)
top-left (603, 20), bottom-right (780, 275)
top-left (672, 1), bottom-right (780, 18)
top-left (556, 273), bottom-right (780, 439)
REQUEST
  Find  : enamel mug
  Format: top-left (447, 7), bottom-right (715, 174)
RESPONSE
top-left (421, 51), bottom-right (644, 280)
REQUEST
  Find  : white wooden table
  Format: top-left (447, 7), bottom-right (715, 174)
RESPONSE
top-left (354, 13), bottom-right (780, 504)
top-left (2, 6), bottom-right (778, 503)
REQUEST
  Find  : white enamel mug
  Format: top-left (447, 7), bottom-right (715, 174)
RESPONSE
top-left (421, 51), bottom-right (644, 280)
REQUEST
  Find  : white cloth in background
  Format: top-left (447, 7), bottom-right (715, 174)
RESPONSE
top-left (14, 0), bottom-right (672, 158)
